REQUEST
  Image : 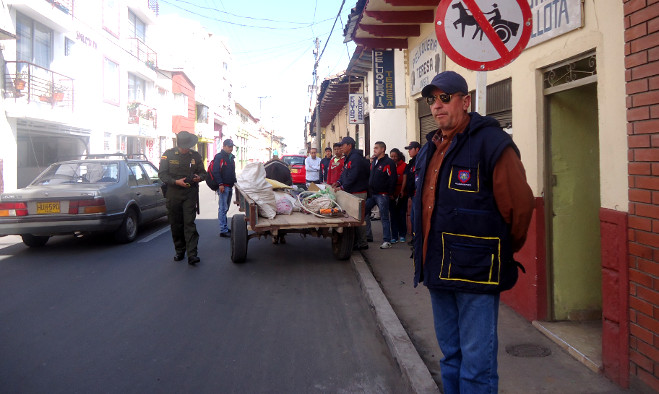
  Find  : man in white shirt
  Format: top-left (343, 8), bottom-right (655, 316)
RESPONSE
top-left (305, 148), bottom-right (321, 185)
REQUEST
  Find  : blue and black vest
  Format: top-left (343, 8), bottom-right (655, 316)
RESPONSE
top-left (412, 112), bottom-right (521, 293)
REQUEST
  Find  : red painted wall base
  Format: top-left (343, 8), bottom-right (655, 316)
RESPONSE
top-left (502, 197), bottom-right (547, 321)
top-left (600, 208), bottom-right (629, 388)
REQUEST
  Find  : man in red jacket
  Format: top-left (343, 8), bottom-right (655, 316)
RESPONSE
top-left (325, 142), bottom-right (344, 185)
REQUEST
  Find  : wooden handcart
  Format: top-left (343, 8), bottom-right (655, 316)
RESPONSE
top-left (231, 184), bottom-right (365, 263)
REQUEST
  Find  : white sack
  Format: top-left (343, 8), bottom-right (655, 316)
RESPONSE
top-left (236, 163), bottom-right (277, 219)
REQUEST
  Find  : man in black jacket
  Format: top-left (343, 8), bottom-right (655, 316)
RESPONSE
top-left (211, 139), bottom-right (237, 238)
top-left (404, 141), bottom-right (421, 244)
top-left (332, 136), bottom-right (370, 250)
top-left (319, 147), bottom-right (332, 183)
top-left (365, 141), bottom-right (397, 249)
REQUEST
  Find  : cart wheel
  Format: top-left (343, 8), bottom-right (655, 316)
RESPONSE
top-left (231, 214), bottom-right (248, 263)
top-left (332, 227), bottom-right (355, 260)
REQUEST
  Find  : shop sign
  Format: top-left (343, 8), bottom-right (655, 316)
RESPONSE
top-left (410, 33), bottom-right (442, 96)
top-left (348, 94), bottom-right (364, 124)
top-left (528, 0), bottom-right (583, 48)
top-left (373, 50), bottom-right (395, 109)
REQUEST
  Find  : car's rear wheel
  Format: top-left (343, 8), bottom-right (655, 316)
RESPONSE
top-left (21, 234), bottom-right (50, 247)
top-left (114, 208), bottom-right (139, 243)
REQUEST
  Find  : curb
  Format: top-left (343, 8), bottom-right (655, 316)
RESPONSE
top-left (351, 252), bottom-right (440, 394)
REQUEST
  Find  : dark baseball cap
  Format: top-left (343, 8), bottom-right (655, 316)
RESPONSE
top-left (405, 141), bottom-right (421, 150)
top-left (223, 139), bottom-right (234, 147)
top-left (340, 136), bottom-right (356, 146)
top-left (421, 71), bottom-right (469, 98)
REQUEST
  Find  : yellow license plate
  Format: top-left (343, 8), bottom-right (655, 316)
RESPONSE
top-left (37, 201), bottom-right (60, 214)
top-left (292, 169), bottom-right (299, 173)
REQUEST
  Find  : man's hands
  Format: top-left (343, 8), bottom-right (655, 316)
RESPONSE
top-left (219, 185), bottom-right (225, 193)
top-left (175, 175), bottom-right (201, 188)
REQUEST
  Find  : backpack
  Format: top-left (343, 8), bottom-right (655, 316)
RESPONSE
top-left (206, 158), bottom-right (220, 191)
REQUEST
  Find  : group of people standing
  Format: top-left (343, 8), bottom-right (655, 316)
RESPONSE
top-left (301, 137), bottom-right (421, 251)
top-left (159, 70), bottom-right (536, 394)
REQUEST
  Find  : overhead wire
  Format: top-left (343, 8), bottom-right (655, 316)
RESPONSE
top-left (160, 0), bottom-right (332, 30)
top-left (173, 0), bottom-right (313, 25)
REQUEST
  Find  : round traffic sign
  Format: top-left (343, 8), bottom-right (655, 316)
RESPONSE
top-left (435, 0), bottom-right (532, 71)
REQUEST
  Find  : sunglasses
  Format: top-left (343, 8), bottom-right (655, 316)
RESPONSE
top-left (425, 93), bottom-right (465, 105)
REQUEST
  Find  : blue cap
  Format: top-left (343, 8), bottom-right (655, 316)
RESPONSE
top-left (421, 71), bottom-right (469, 97)
top-left (340, 136), bottom-right (356, 146)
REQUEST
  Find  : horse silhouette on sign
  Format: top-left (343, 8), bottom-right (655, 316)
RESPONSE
top-left (452, 2), bottom-right (520, 44)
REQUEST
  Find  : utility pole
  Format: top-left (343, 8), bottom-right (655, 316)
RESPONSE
top-left (257, 96), bottom-right (271, 159)
top-left (313, 37), bottom-right (321, 153)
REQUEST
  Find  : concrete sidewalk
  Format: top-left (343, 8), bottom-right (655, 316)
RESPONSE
top-left (352, 223), bottom-right (629, 393)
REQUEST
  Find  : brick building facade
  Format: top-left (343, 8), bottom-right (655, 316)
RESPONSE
top-left (625, 0), bottom-right (659, 391)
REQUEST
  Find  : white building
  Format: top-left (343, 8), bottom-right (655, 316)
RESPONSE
top-left (1, 0), bottom-right (167, 190)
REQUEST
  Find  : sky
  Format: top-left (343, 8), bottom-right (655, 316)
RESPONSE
top-left (156, 0), bottom-right (357, 153)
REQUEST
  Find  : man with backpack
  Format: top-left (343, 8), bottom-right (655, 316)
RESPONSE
top-left (211, 139), bottom-right (237, 238)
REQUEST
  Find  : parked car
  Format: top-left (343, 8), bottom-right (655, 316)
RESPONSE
top-left (0, 154), bottom-right (167, 247)
top-left (281, 154), bottom-right (307, 185)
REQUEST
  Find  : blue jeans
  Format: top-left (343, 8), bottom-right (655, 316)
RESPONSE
top-left (365, 194), bottom-right (391, 242)
top-left (217, 186), bottom-right (232, 233)
top-left (428, 288), bottom-right (500, 394)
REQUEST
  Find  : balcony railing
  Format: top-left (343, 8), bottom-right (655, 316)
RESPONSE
top-left (127, 38), bottom-right (158, 69)
top-left (44, 0), bottom-right (73, 16)
top-left (4, 61), bottom-right (74, 111)
top-left (127, 101), bottom-right (157, 129)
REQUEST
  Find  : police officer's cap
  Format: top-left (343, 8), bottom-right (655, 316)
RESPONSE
top-left (177, 131), bottom-right (198, 149)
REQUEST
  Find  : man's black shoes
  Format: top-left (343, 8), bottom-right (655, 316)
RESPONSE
top-left (188, 256), bottom-right (200, 265)
top-left (174, 253), bottom-right (185, 261)
top-left (219, 231), bottom-right (231, 238)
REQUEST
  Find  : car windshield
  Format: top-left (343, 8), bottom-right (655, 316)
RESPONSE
top-left (32, 162), bottom-right (120, 185)
top-left (283, 156), bottom-right (305, 166)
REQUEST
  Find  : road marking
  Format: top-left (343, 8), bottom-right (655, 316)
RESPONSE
top-left (138, 227), bottom-right (169, 243)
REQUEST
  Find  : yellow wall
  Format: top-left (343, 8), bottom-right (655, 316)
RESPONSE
top-left (404, 0), bottom-right (627, 210)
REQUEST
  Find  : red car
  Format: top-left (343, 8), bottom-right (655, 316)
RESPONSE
top-left (281, 154), bottom-right (306, 185)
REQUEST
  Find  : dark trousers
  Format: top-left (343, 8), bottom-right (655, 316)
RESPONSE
top-left (389, 195), bottom-right (408, 240)
top-left (166, 192), bottom-right (199, 258)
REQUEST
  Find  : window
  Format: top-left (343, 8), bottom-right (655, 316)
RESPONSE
top-left (102, 0), bottom-right (119, 37)
top-left (127, 163), bottom-right (150, 186)
top-left (141, 162), bottom-right (160, 183)
top-left (128, 73), bottom-right (146, 102)
top-left (16, 13), bottom-right (52, 69)
top-left (174, 93), bottom-right (188, 116)
top-left (196, 104), bottom-right (208, 123)
top-left (65, 38), bottom-right (74, 56)
top-left (486, 78), bottom-right (512, 129)
top-left (103, 57), bottom-right (120, 105)
top-left (128, 10), bottom-right (146, 42)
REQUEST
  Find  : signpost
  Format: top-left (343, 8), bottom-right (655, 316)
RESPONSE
top-left (434, 0), bottom-right (532, 112)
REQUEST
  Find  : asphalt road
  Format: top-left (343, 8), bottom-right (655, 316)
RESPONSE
top-left (0, 188), bottom-right (406, 393)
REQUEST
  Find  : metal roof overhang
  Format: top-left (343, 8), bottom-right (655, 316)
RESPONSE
top-left (344, 0), bottom-right (437, 50)
top-left (312, 74), bottom-right (364, 128)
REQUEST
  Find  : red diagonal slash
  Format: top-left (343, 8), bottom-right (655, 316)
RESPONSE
top-left (461, 0), bottom-right (510, 58)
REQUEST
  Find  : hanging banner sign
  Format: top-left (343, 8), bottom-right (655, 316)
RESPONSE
top-left (410, 33), bottom-right (443, 96)
top-left (373, 49), bottom-right (396, 109)
top-left (527, 0), bottom-right (583, 48)
top-left (435, 0), bottom-right (532, 71)
top-left (348, 94), bottom-right (364, 124)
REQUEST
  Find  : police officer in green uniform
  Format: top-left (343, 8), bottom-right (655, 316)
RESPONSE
top-left (158, 131), bottom-right (207, 265)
